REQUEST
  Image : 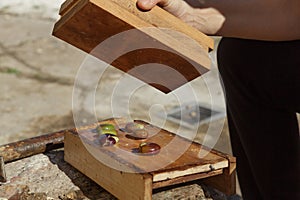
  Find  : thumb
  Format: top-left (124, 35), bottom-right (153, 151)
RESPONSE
top-left (137, 0), bottom-right (170, 11)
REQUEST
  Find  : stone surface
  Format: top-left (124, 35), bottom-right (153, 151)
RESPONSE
top-left (153, 184), bottom-right (209, 200)
top-left (0, 150), bottom-right (234, 200)
top-left (3, 150), bottom-right (114, 200)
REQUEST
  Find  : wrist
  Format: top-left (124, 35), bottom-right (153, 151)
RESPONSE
top-left (162, 0), bottom-right (193, 19)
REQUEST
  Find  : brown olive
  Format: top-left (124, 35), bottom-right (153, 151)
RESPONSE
top-left (125, 122), bottom-right (144, 133)
top-left (131, 129), bottom-right (148, 139)
top-left (138, 142), bottom-right (160, 154)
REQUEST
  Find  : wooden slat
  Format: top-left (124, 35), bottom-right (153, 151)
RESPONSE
top-left (53, 0), bottom-right (213, 93)
top-left (59, 0), bottom-right (79, 15)
top-left (152, 169), bottom-right (223, 189)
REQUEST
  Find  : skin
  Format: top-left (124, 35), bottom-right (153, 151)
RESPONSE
top-left (136, 0), bottom-right (300, 41)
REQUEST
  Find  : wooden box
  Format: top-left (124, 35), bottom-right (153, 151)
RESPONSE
top-left (64, 118), bottom-right (236, 199)
top-left (52, 0), bottom-right (214, 93)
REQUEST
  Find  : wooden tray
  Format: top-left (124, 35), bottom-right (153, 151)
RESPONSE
top-left (52, 0), bottom-right (214, 93)
top-left (64, 118), bottom-right (236, 199)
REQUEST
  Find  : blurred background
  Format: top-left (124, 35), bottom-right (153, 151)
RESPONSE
top-left (0, 0), bottom-right (231, 154)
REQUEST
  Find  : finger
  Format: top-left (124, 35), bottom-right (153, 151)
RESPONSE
top-left (136, 0), bottom-right (169, 11)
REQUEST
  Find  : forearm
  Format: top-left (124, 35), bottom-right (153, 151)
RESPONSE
top-left (196, 0), bottom-right (300, 41)
top-left (138, 0), bottom-right (300, 41)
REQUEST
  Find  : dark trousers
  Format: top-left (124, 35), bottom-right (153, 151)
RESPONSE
top-left (217, 38), bottom-right (300, 200)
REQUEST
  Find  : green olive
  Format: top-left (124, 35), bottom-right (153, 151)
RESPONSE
top-left (96, 124), bottom-right (117, 136)
top-left (99, 124), bottom-right (116, 131)
top-left (138, 142), bottom-right (160, 154)
top-left (102, 129), bottom-right (118, 136)
top-left (125, 122), bottom-right (144, 133)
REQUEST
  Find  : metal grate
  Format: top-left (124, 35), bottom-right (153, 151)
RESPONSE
top-left (166, 103), bottom-right (225, 128)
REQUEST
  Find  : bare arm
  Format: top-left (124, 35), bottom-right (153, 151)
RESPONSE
top-left (137, 0), bottom-right (300, 41)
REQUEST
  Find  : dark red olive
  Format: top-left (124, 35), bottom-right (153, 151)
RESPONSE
top-left (138, 142), bottom-right (160, 154)
top-left (98, 134), bottom-right (118, 146)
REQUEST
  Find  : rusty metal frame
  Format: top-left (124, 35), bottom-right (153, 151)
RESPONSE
top-left (0, 130), bottom-right (66, 183)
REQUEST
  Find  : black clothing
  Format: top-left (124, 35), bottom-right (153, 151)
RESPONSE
top-left (217, 38), bottom-right (300, 200)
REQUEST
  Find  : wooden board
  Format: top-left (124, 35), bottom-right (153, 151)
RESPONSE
top-left (53, 0), bottom-right (214, 93)
top-left (64, 118), bottom-right (236, 199)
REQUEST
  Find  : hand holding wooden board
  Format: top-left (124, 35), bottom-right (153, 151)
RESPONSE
top-left (53, 0), bottom-right (214, 93)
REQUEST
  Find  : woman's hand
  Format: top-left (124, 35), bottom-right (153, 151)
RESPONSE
top-left (136, 0), bottom-right (224, 35)
top-left (137, 0), bottom-right (194, 21)
top-left (137, 0), bottom-right (169, 11)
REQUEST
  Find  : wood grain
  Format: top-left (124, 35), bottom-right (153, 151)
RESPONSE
top-left (64, 118), bottom-right (236, 198)
top-left (59, 0), bottom-right (79, 15)
top-left (75, 119), bottom-right (228, 175)
top-left (152, 169), bottom-right (223, 189)
top-left (53, 0), bottom-right (213, 93)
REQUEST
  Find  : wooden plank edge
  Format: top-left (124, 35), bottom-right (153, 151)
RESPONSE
top-left (59, 0), bottom-right (79, 16)
top-left (53, 0), bottom-right (88, 33)
top-left (152, 168), bottom-right (223, 189)
top-left (152, 160), bottom-right (228, 182)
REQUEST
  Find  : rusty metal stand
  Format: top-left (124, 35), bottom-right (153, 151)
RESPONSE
top-left (0, 156), bottom-right (6, 183)
top-left (0, 130), bottom-right (66, 183)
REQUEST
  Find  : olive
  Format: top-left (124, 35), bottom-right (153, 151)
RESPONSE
top-left (98, 134), bottom-right (118, 146)
top-left (102, 129), bottom-right (118, 136)
top-left (131, 129), bottom-right (149, 139)
top-left (138, 142), bottom-right (160, 154)
top-left (100, 124), bottom-right (116, 131)
top-left (96, 124), bottom-right (117, 136)
top-left (125, 122), bottom-right (144, 133)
